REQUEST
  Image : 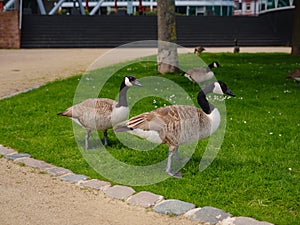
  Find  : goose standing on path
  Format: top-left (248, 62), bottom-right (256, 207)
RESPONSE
top-left (115, 81), bottom-right (235, 178)
top-left (287, 68), bottom-right (300, 88)
top-left (58, 76), bottom-right (142, 149)
top-left (194, 46), bottom-right (205, 56)
top-left (183, 61), bottom-right (221, 84)
top-left (233, 38), bottom-right (240, 54)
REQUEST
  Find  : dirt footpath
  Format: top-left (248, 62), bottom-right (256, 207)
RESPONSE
top-left (0, 47), bottom-right (290, 225)
top-left (0, 158), bottom-right (194, 225)
top-left (0, 49), bottom-right (107, 98)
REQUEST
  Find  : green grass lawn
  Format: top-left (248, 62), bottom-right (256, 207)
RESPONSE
top-left (0, 53), bottom-right (299, 225)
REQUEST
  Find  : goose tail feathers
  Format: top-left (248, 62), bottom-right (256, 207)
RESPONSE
top-left (57, 111), bottom-right (67, 116)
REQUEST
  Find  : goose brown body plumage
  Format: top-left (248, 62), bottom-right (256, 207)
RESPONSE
top-left (126, 105), bottom-right (212, 146)
top-left (115, 81), bottom-right (235, 178)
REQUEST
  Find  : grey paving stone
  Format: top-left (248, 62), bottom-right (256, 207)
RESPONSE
top-left (233, 217), bottom-right (274, 225)
top-left (60, 174), bottom-right (89, 184)
top-left (4, 153), bottom-right (31, 160)
top-left (45, 166), bottom-right (73, 176)
top-left (104, 185), bottom-right (135, 200)
top-left (14, 157), bottom-right (54, 170)
top-left (126, 191), bottom-right (164, 208)
top-left (0, 146), bottom-right (17, 156)
top-left (153, 199), bottom-right (195, 215)
top-left (80, 179), bottom-right (111, 191)
top-left (185, 206), bottom-right (232, 225)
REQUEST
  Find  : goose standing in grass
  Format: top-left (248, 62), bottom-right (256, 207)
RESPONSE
top-left (58, 76), bottom-right (142, 149)
top-left (183, 61), bottom-right (221, 84)
top-left (287, 68), bottom-right (300, 88)
top-left (115, 81), bottom-right (235, 178)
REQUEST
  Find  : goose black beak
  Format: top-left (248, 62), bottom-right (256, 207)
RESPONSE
top-left (132, 80), bottom-right (142, 87)
top-left (226, 89), bottom-right (236, 97)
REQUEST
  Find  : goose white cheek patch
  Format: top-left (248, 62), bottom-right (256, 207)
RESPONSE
top-left (125, 77), bottom-right (133, 87)
top-left (213, 82), bottom-right (223, 95)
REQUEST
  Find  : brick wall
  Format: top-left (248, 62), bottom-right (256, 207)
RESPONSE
top-left (0, 11), bottom-right (20, 49)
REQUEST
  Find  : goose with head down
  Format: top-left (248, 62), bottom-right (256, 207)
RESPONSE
top-left (58, 75), bottom-right (142, 149)
top-left (115, 81), bottom-right (235, 178)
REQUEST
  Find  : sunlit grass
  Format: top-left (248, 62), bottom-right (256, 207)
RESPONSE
top-left (0, 53), bottom-right (299, 224)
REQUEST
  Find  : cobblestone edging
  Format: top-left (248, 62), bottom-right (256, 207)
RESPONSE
top-left (0, 145), bottom-right (274, 225)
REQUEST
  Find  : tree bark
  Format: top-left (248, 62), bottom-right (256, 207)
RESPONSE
top-left (291, 0), bottom-right (300, 56)
top-left (157, 0), bottom-right (179, 74)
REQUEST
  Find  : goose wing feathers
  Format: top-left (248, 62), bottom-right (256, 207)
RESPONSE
top-left (126, 105), bottom-right (211, 145)
top-left (60, 98), bottom-right (116, 118)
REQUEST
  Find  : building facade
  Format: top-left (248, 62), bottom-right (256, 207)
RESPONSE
top-left (233, 0), bottom-right (294, 16)
top-left (2, 0), bottom-right (295, 16)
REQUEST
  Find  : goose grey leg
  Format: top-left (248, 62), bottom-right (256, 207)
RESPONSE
top-left (103, 130), bottom-right (108, 146)
top-left (174, 147), bottom-right (180, 161)
top-left (174, 147), bottom-right (190, 163)
top-left (166, 148), bottom-right (182, 178)
top-left (85, 130), bottom-right (91, 150)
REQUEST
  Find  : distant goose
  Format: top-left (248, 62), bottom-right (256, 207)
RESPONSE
top-left (58, 76), bottom-right (142, 149)
top-left (183, 61), bottom-right (221, 84)
top-left (194, 46), bottom-right (205, 56)
top-left (115, 81), bottom-right (235, 178)
top-left (287, 68), bottom-right (300, 88)
top-left (233, 38), bottom-right (240, 54)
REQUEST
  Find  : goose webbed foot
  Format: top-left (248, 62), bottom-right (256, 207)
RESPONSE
top-left (166, 149), bottom-right (183, 178)
top-left (167, 171), bottom-right (182, 179)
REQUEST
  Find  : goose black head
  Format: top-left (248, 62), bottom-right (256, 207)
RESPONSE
top-left (124, 76), bottom-right (142, 87)
top-left (208, 61), bottom-right (221, 69)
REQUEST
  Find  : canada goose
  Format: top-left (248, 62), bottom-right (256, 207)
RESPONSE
top-left (287, 68), bottom-right (300, 88)
top-left (183, 61), bottom-right (221, 84)
top-left (58, 76), bottom-right (142, 149)
top-left (115, 81), bottom-right (235, 178)
top-left (233, 38), bottom-right (240, 54)
top-left (194, 46), bottom-right (205, 56)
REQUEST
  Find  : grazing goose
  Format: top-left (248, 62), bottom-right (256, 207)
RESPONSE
top-left (183, 61), bottom-right (221, 84)
top-left (287, 68), bottom-right (300, 88)
top-left (58, 76), bottom-right (142, 149)
top-left (194, 46), bottom-right (205, 56)
top-left (115, 81), bottom-right (235, 178)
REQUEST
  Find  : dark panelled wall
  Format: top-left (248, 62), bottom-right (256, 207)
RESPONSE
top-left (20, 9), bottom-right (293, 48)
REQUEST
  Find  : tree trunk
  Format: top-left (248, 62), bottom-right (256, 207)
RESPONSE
top-left (157, 0), bottom-right (179, 74)
top-left (291, 0), bottom-right (300, 56)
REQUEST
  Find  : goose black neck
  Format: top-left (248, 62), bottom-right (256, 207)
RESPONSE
top-left (208, 63), bottom-right (214, 69)
top-left (197, 85), bottom-right (215, 114)
top-left (116, 82), bottom-right (129, 107)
